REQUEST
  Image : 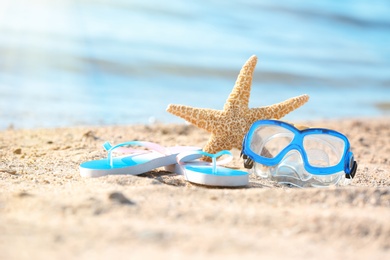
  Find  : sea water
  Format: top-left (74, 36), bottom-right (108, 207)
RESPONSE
top-left (0, 0), bottom-right (389, 129)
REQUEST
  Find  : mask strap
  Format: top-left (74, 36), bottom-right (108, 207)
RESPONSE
top-left (346, 161), bottom-right (357, 179)
top-left (240, 152), bottom-right (254, 169)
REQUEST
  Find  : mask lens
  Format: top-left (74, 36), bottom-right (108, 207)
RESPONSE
top-left (249, 125), bottom-right (294, 159)
top-left (303, 134), bottom-right (345, 168)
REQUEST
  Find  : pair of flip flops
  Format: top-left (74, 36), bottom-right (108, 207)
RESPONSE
top-left (79, 141), bottom-right (248, 187)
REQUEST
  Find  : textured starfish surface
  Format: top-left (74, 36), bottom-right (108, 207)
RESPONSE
top-left (166, 55), bottom-right (309, 155)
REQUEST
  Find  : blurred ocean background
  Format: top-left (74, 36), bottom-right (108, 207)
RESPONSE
top-left (0, 0), bottom-right (389, 129)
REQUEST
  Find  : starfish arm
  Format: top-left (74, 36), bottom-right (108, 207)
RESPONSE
top-left (202, 134), bottom-right (244, 161)
top-left (203, 134), bottom-right (234, 154)
top-left (166, 104), bottom-right (223, 132)
top-left (223, 55), bottom-right (257, 111)
top-left (249, 94), bottom-right (309, 120)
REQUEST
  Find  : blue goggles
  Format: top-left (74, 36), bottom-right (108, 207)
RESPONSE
top-left (241, 120), bottom-right (357, 181)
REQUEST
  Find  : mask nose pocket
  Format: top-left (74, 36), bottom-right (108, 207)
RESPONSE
top-left (272, 150), bottom-right (312, 181)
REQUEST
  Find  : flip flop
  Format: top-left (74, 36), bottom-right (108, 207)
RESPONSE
top-left (166, 150), bottom-right (249, 187)
top-left (80, 141), bottom-right (201, 177)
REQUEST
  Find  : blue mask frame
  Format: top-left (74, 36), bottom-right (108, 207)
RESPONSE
top-left (241, 120), bottom-right (357, 179)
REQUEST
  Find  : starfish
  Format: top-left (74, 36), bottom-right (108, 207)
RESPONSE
top-left (166, 55), bottom-right (309, 155)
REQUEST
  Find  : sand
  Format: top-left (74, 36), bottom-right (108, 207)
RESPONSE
top-left (0, 118), bottom-right (389, 259)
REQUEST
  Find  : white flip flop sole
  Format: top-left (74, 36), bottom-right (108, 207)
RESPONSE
top-left (80, 141), bottom-right (201, 177)
top-left (166, 150), bottom-right (249, 187)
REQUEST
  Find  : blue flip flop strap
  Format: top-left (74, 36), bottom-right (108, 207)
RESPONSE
top-left (103, 141), bottom-right (169, 167)
top-left (177, 150), bottom-right (233, 174)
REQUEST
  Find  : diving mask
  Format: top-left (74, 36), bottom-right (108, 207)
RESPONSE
top-left (241, 120), bottom-right (357, 188)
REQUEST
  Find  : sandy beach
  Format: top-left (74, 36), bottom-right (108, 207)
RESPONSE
top-left (0, 118), bottom-right (389, 259)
